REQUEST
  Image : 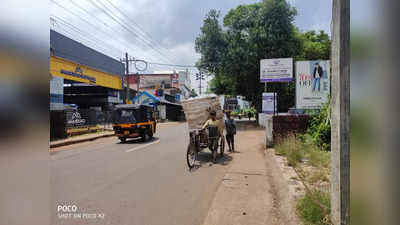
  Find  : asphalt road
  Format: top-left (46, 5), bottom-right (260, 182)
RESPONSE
top-left (51, 122), bottom-right (231, 225)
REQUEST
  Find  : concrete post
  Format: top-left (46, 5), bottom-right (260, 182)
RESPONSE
top-left (265, 115), bottom-right (273, 148)
top-left (331, 0), bottom-right (350, 224)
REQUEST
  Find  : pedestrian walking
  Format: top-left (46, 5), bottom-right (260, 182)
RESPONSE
top-left (248, 111), bottom-right (252, 120)
top-left (225, 111), bottom-right (236, 152)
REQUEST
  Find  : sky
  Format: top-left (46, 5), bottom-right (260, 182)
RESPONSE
top-left (50, 0), bottom-right (373, 94)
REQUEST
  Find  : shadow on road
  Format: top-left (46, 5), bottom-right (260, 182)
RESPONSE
top-left (189, 151), bottom-right (233, 172)
top-left (117, 137), bottom-right (160, 144)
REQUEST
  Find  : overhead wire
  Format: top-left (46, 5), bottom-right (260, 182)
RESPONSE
top-left (50, 15), bottom-right (124, 58)
top-left (67, 0), bottom-right (159, 61)
top-left (51, 0), bottom-right (141, 59)
top-left (51, 0), bottom-right (198, 72)
top-left (86, 0), bottom-right (174, 64)
top-left (52, 0), bottom-right (168, 63)
top-left (103, 0), bottom-right (177, 59)
top-left (96, 0), bottom-right (177, 63)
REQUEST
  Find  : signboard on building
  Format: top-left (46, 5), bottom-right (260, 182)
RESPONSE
top-left (129, 74), bottom-right (173, 89)
top-left (50, 56), bottom-right (122, 90)
top-left (260, 58), bottom-right (293, 82)
top-left (296, 60), bottom-right (330, 109)
top-left (141, 75), bottom-right (172, 88)
top-left (262, 93), bottom-right (277, 114)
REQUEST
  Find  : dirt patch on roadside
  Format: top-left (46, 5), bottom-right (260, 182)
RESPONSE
top-left (264, 148), bottom-right (302, 225)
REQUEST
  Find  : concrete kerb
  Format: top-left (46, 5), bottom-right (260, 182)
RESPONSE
top-left (50, 133), bottom-right (115, 148)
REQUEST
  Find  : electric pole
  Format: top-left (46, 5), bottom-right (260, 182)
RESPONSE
top-left (199, 72), bottom-right (202, 95)
top-left (125, 52), bottom-right (130, 102)
top-left (196, 71), bottom-right (204, 95)
top-left (331, 0), bottom-right (350, 224)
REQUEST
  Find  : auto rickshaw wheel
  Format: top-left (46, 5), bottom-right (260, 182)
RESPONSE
top-left (119, 137), bottom-right (126, 143)
top-left (147, 127), bottom-right (153, 139)
top-left (141, 127), bottom-right (151, 142)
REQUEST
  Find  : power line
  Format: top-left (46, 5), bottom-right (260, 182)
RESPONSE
top-left (51, 0), bottom-right (141, 58)
top-left (52, 0), bottom-right (168, 63)
top-left (51, 0), bottom-right (196, 72)
top-left (147, 62), bottom-right (197, 68)
top-left (51, 21), bottom-right (122, 59)
top-left (96, 0), bottom-right (177, 64)
top-left (86, 0), bottom-right (174, 64)
top-left (103, 0), bottom-right (176, 58)
top-left (51, 15), bottom-right (124, 57)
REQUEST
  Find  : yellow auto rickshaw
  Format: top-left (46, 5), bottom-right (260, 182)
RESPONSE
top-left (112, 104), bottom-right (157, 142)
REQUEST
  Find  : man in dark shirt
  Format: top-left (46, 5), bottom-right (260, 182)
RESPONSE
top-left (225, 111), bottom-right (237, 152)
top-left (312, 63), bottom-right (323, 92)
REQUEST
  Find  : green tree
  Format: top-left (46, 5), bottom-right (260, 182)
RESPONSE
top-left (196, 0), bottom-right (330, 114)
top-left (296, 30), bottom-right (331, 60)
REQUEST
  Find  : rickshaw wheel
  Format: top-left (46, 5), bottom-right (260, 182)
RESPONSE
top-left (187, 143), bottom-right (197, 169)
top-left (220, 137), bottom-right (225, 157)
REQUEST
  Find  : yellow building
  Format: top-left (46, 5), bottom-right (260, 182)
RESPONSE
top-left (50, 30), bottom-right (125, 110)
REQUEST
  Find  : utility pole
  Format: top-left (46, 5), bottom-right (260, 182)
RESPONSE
top-left (199, 71), bottom-right (202, 95)
top-left (136, 72), bottom-right (140, 93)
top-left (331, 0), bottom-right (350, 224)
top-left (125, 52), bottom-right (130, 102)
top-left (196, 71), bottom-right (204, 95)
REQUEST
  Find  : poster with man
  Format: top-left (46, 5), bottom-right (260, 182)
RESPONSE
top-left (296, 60), bottom-right (330, 109)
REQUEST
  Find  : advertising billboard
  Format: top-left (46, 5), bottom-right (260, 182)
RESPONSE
top-left (296, 60), bottom-right (330, 109)
top-left (260, 58), bottom-right (293, 82)
top-left (262, 93), bottom-right (277, 114)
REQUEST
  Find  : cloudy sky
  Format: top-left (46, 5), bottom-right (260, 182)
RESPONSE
top-left (50, 0), bottom-right (373, 93)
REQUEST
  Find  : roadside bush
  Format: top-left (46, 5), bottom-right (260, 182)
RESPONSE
top-left (241, 107), bottom-right (257, 117)
top-left (307, 147), bottom-right (330, 169)
top-left (276, 134), bottom-right (330, 169)
top-left (296, 190), bottom-right (331, 225)
top-left (230, 111), bottom-right (238, 117)
top-left (275, 135), bottom-right (305, 167)
top-left (307, 100), bottom-right (331, 151)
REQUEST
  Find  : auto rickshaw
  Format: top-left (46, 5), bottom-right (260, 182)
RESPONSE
top-left (112, 104), bottom-right (157, 142)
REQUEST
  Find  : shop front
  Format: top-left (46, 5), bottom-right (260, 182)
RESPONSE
top-left (50, 30), bottom-right (124, 111)
top-left (50, 30), bottom-right (125, 139)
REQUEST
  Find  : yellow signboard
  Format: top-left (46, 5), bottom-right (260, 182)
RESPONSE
top-left (50, 55), bottom-right (122, 90)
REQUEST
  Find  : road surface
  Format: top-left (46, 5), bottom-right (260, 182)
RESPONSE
top-left (51, 122), bottom-right (231, 225)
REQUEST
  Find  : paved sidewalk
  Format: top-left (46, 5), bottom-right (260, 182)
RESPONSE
top-left (50, 130), bottom-right (115, 149)
top-left (202, 128), bottom-right (300, 225)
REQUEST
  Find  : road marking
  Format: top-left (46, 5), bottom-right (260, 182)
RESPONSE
top-left (125, 140), bottom-right (161, 153)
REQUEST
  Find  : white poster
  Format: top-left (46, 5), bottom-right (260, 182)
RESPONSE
top-left (260, 58), bottom-right (293, 82)
top-left (262, 93), bottom-right (277, 114)
top-left (296, 60), bottom-right (330, 109)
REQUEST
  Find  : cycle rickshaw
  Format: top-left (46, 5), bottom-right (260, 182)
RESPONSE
top-left (182, 97), bottom-right (225, 169)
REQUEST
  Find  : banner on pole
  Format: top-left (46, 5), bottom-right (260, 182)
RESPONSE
top-left (262, 92), bottom-right (277, 114)
top-left (260, 58), bottom-right (293, 82)
top-left (296, 60), bottom-right (330, 109)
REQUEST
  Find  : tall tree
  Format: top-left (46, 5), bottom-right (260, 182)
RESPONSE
top-left (196, 0), bottom-right (330, 113)
top-left (297, 30), bottom-right (331, 60)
